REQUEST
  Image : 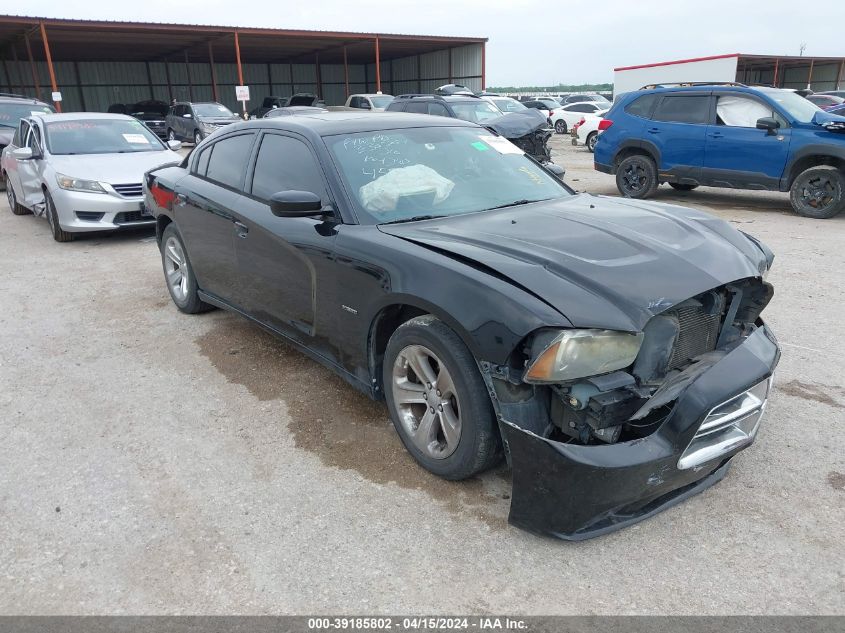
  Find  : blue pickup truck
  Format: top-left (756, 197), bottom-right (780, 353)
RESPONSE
top-left (594, 83), bottom-right (845, 218)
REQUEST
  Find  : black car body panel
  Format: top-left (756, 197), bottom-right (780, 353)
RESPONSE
top-left (145, 112), bottom-right (780, 540)
top-left (505, 324), bottom-right (779, 539)
top-left (380, 194), bottom-right (764, 332)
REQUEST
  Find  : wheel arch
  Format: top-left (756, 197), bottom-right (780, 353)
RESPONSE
top-left (156, 213), bottom-right (173, 246)
top-left (783, 150), bottom-right (845, 190)
top-left (611, 140), bottom-right (660, 175)
top-left (366, 298), bottom-right (484, 400)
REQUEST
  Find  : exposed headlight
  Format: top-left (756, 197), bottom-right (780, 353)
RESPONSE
top-left (200, 122), bottom-right (217, 132)
top-left (56, 173), bottom-right (107, 194)
top-left (524, 329), bottom-right (644, 383)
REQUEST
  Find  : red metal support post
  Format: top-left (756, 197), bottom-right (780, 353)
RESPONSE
top-left (24, 33), bottom-right (41, 101)
top-left (837, 60), bottom-right (845, 90)
top-left (374, 35), bottom-right (381, 93)
top-left (773, 58), bottom-right (779, 88)
top-left (184, 49), bottom-right (194, 101)
top-left (343, 45), bottom-right (349, 98)
top-left (807, 59), bottom-right (815, 90)
top-left (234, 30), bottom-right (246, 115)
top-left (315, 52), bottom-right (322, 99)
top-left (39, 21), bottom-right (60, 112)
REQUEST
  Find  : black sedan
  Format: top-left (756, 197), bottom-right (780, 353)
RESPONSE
top-left (144, 112), bottom-right (780, 540)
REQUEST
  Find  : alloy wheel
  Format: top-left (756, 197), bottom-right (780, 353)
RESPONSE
top-left (799, 174), bottom-right (835, 211)
top-left (392, 344), bottom-right (462, 460)
top-left (587, 133), bottom-right (598, 152)
top-left (622, 162), bottom-right (647, 193)
top-left (163, 236), bottom-right (189, 302)
top-left (554, 120), bottom-right (566, 134)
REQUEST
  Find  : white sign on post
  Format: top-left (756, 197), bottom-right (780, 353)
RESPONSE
top-left (235, 85), bottom-right (250, 102)
top-left (51, 91), bottom-right (63, 102)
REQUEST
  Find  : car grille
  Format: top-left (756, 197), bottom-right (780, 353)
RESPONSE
top-left (111, 183), bottom-right (143, 197)
top-left (114, 211), bottom-right (154, 225)
top-left (665, 302), bottom-right (722, 370)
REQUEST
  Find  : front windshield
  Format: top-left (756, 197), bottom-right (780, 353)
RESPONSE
top-left (492, 98), bottom-right (527, 112)
top-left (370, 96), bottom-right (394, 108)
top-left (46, 118), bottom-right (165, 155)
top-left (0, 103), bottom-right (55, 129)
top-left (194, 103), bottom-right (235, 118)
top-left (326, 127), bottom-right (570, 224)
top-left (450, 101), bottom-right (502, 123)
top-left (759, 89), bottom-right (821, 123)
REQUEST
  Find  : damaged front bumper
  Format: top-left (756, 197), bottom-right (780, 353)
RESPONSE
top-left (497, 324), bottom-right (780, 540)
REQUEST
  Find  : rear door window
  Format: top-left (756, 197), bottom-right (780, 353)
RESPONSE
top-left (404, 102), bottom-right (429, 114)
top-left (428, 103), bottom-right (450, 117)
top-left (204, 133), bottom-right (256, 190)
top-left (652, 95), bottom-right (711, 124)
top-left (625, 94), bottom-right (659, 119)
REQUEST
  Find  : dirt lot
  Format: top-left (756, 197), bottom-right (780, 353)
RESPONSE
top-left (1, 135), bottom-right (843, 614)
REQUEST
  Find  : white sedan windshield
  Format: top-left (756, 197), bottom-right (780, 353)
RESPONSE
top-left (46, 119), bottom-right (164, 155)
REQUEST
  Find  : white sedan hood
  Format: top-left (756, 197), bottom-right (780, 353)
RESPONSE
top-left (47, 150), bottom-right (182, 185)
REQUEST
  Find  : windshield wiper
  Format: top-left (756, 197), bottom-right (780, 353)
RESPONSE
top-left (484, 198), bottom-right (548, 211)
top-left (380, 214), bottom-right (446, 225)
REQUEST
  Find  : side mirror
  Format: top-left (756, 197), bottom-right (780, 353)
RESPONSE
top-left (167, 140), bottom-right (182, 151)
top-left (270, 190), bottom-right (325, 217)
top-left (182, 113), bottom-right (193, 119)
top-left (756, 117), bottom-right (780, 134)
top-left (12, 147), bottom-right (33, 160)
top-left (546, 163), bottom-right (566, 180)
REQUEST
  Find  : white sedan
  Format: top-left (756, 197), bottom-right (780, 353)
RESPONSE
top-left (571, 115), bottom-right (606, 152)
top-left (2, 112), bottom-right (182, 242)
top-left (550, 102), bottom-right (608, 134)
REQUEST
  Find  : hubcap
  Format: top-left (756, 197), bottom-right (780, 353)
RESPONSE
top-left (164, 236), bottom-right (189, 301)
top-left (392, 345), bottom-right (462, 460)
top-left (622, 163), bottom-right (647, 192)
top-left (588, 135), bottom-right (597, 150)
top-left (555, 121), bottom-right (565, 133)
top-left (799, 175), bottom-right (835, 209)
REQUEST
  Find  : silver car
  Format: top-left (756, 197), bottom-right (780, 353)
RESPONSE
top-left (1, 112), bottom-right (182, 242)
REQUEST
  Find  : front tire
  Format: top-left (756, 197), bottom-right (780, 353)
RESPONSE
top-left (383, 315), bottom-right (501, 480)
top-left (160, 224), bottom-right (213, 314)
top-left (669, 183), bottom-right (698, 191)
top-left (167, 128), bottom-right (177, 142)
top-left (554, 120), bottom-right (567, 135)
top-left (5, 175), bottom-right (31, 215)
top-left (789, 165), bottom-right (845, 219)
top-left (193, 130), bottom-right (203, 145)
top-left (616, 154), bottom-right (658, 199)
top-left (586, 132), bottom-right (598, 153)
top-left (44, 189), bottom-right (73, 242)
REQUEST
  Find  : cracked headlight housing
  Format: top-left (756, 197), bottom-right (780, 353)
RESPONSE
top-left (56, 173), bottom-right (107, 194)
top-left (524, 329), bottom-right (644, 383)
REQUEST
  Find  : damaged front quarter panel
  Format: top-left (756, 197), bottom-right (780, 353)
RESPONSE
top-left (479, 303), bottom-right (780, 541)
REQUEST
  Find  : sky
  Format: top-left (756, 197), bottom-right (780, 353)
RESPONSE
top-left (8, 0), bottom-right (845, 86)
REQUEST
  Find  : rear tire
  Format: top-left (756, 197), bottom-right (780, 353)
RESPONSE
top-left (616, 154), bottom-right (658, 199)
top-left (789, 165), bottom-right (845, 219)
top-left (44, 190), bottom-right (73, 242)
top-left (669, 183), bottom-right (699, 191)
top-left (383, 315), bottom-right (502, 481)
top-left (586, 132), bottom-right (598, 153)
top-left (5, 175), bottom-right (31, 215)
top-left (554, 120), bottom-right (567, 134)
top-left (160, 223), bottom-right (213, 314)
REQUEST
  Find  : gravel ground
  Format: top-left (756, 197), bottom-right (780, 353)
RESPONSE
top-left (0, 135), bottom-right (843, 615)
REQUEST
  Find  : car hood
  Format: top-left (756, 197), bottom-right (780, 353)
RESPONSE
top-left (378, 194), bottom-right (767, 332)
top-left (199, 117), bottom-right (239, 124)
top-left (47, 151), bottom-right (182, 184)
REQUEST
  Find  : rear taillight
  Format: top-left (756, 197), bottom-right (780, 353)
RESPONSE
top-left (548, 110), bottom-right (554, 117)
top-left (598, 119), bottom-right (613, 131)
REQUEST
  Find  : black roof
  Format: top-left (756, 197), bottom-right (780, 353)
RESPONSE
top-left (225, 111), bottom-right (476, 136)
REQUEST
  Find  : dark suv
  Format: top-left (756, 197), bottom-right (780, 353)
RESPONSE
top-left (594, 83), bottom-right (845, 219)
top-left (0, 93), bottom-right (55, 190)
top-left (165, 101), bottom-right (240, 145)
top-left (386, 94), bottom-right (502, 124)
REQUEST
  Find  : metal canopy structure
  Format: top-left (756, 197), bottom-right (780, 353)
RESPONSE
top-left (0, 15), bottom-right (487, 112)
